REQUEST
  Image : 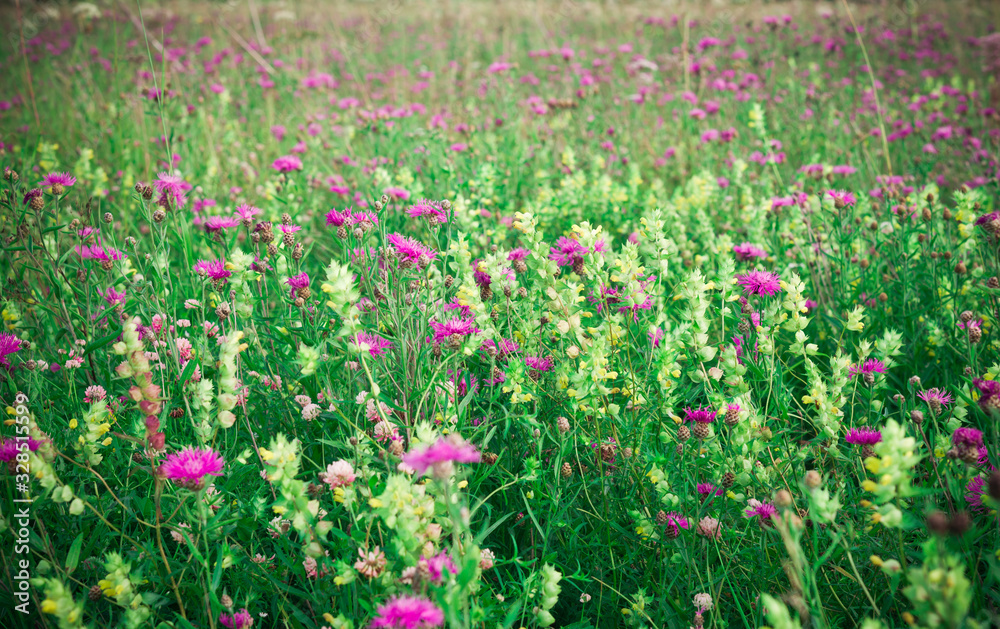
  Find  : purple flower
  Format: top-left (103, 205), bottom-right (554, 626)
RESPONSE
top-left (406, 199), bottom-right (448, 224)
top-left (745, 500), bottom-right (778, 527)
top-left (849, 359), bottom-right (886, 379)
top-left (549, 236), bottom-right (589, 267)
top-left (429, 317), bottom-right (480, 344)
top-left (966, 476), bottom-right (988, 513)
top-left (369, 595), bottom-right (444, 629)
top-left (974, 379), bottom-right (1000, 417)
top-left (684, 407), bottom-right (717, 424)
top-left (697, 483), bottom-right (722, 500)
top-left (235, 204), bottom-right (262, 223)
top-left (272, 155), bottom-right (303, 172)
top-left (22, 188), bottom-right (42, 206)
top-left (480, 338), bottom-right (520, 358)
top-left (825, 189), bottom-right (857, 209)
top-left (76, 245), bottom-right (127, 262)
top-left (193, 259), bottom-right (231, 282)
top-left (733, 242), bottom-right (767, 261)
top-left (39, 172), bottom-right (77, 192)
top-left (219, 609), bottom-right (253, 629)
top-left (98, 286), bottom-right (126, 307)
top-left (0, 437), bottom-right (42, 461)
top-left (286, 272), bottom-right (310, 290)
top-left (845, 427), bottom-right (882, 445)
top-left (525, 356), bottom-right (554, 372)
top-left (736, 270), bottom-right (781, 296)
top-left (160, 447), bottom-right (225, 490)
top-left (663, 512), bottom-right (689, 538)
top-left (205, 215), bottom-right (240, 232)
top-left (0, 333), bottom-right (24, 368)
top-left (952, 427), bottom-right (984, 448)
top-left (384, 187), bottom-right (410, 201)
top-left (387, 233), bottom-right (437, 268)
top-left (353, 332), bottom-right (393, 358)
top-left (154, 172), bottom-right (191, 210)
top-left (917, 388), bottom-right (952, 411)
top-left (401, 435), bottom-right (480, 477)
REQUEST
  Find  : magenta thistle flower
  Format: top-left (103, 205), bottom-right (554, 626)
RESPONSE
top-left (974, 379), bottom-right (1000, 417)
top-left (745, 500), bottom-right (778, 526)
top-left (952, 427), bottom-right (984, 448)
top-left (424, 551), bottom-right (458, 584)
top-left (549, 236), bottom-right (589, 267)
top-left (508, 248), bottom-right (530, 261)
top-left (697, 483), bottom-right (723, 500)
top-left (387, 233), bottom-right (437, 268)
top-left (401, 434), bottom-right (480, 477)
top-left (326, 207), bottom-right (350, 227)
top-left (22, 188), bottom-right (43, 206)
top-left (160, 446), bottom-right (225, 490)
top-left (271, 155), bottom-right (303, 172)
top-left (825, 189), bottom-right (857, 209)
top-left (732, 242), bottom-right (767, 261)
top-left (205, 215), bottom-right (241, 232)
top-left (849, 359), bottom-right (886, 379)
top-left (845, 427), bottom-right (882, 445)
top-left (39, 172), bottom-right (77, 192)
top-left (684, 407), bottom-right (717, 423)
top-left (736, 270), bottom-right (782, 297)
top-left (353, 332), bottom-right (394, 358)
top-left (383, 186), bottom-right (410, 201)
top-left (285, 272), bottom-right (309, 290)
top-left (429, 317), bottom-right (480, 344)
top-left (153, 172), bottom-right (191, 209)
top-left (0, 333), bottom-right (24, 368)
top-left (369, 595), bottom-right (444, 629)
top-left (76, 245), bottom-right (127, 262)
top-left (480, 337), bottom-right (520, 358)
top-left (98, 286), bottom-right (126, 307)
top-left (193, 259), bottom-right (232, 282)
top-left (663, 512), bottom-right (690, 538)
top-left (0, 437), bottom-right (42, 462)
top-left (219, 609), bottom-right (254, 629)
top-left (917, 388), bottom-right (952, 411)
top-left (966, 475), bottom-right (988, 513)
top-left (235, 204), bottom-right (262, 223)
top-left (406, 199), bottom-right (448, 223)
top-left (525, 356), bottom-right (554, 372)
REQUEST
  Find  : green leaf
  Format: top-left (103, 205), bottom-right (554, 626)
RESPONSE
top-left (65, 533), bottom-right (84, 573)
top-left (179, 358), bottom-right (198, 383)
top-left (83, 325), bottom-right (122, 357)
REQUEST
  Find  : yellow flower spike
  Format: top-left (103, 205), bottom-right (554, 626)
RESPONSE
top-left (859, 500), bottom-right (872, 508)
top-left (870, 555), bottom-right (884, 567)
top-left (5, 406), bottom-right (15, 415)
top-left (871, 512), bottom-right (882, 524)
top-left (41, 599), bottom-right (57, 614)
top-left (865, 458), bottom-right (881, 474)
top-left (273, 505), bottom-right (287, 515)
top-left (861, 480), bottom-right (877, 492)
top-left (369, 498), bottom-right (383, 509)
top-left (457, 480), bottom-right (468, 489)
top-left (69, 418), bottom-right (78, 429)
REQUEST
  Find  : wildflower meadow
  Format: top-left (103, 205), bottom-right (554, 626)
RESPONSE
top-left (3, 1), bottom-right (1000, 628)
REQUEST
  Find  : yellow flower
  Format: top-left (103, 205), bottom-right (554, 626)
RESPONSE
top-left (41, 599), bottom-right (57, 614)
top-left (69, 418), bottom-right (78, 429)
